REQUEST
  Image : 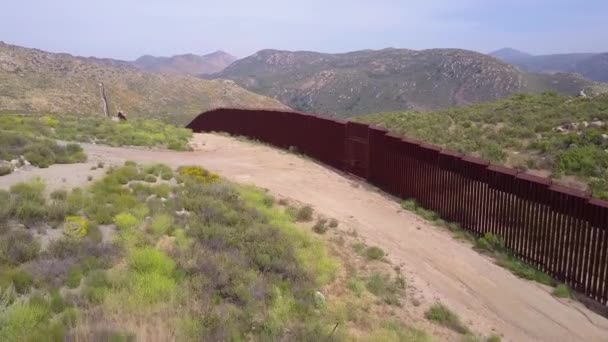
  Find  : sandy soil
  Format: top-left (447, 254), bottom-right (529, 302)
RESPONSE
top-left (1, 133), bottom-right (608, 341)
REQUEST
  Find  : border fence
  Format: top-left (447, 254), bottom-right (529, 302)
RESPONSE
top-left (187, 108), bottom-right (608, 306)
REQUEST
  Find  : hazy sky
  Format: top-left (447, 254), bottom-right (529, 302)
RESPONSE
top-left (1, 0), bottom-right (607, 60)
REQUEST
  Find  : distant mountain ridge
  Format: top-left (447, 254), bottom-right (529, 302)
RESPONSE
top-left (132, 51), bottom-right (237, 75)
top-left (490, 48), bottom-right (608, 82)
top-left (212, 48), bottom-right (604, 118)
top-left (0, 42), bottom-right (287, 124)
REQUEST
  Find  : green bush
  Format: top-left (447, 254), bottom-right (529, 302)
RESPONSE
top-left (295, 205), bottom-right (314, 222)
top-left (366, 272), bottom-right (404, 306)
top-left (0, 230), bottom-right (40, 264)
top-left (557, 146), bottom-right (608, 177)
top-left (312, 219), bottom-right (328, 234)
top-left (128, 248), bottom-right (175, 276)
top-left (10, 269), bottom-right (34, 294)
top-left (114, 212), bottom-right (141, 230)
top-left (50, 189), bottom-right (68, 201)
top-left (495, 254), bottom-right (554, 286)
top-left (0, 301), bottom-right (52, 341)
top-left (0, 162), bottom-right (14, 176)
top-left (401, 199), bottom-right (418, 211)
top-left (0, 190), bottom-right (11, 221)
top-left (424, 303), bottom-right (469, 334)
top-left (553, 284), bottom-right (573, 299)
top-left (48, 237), bottom-right (81, 258)
top-left (475, 233), bottom-right (504, 253)
top-left (63, 216), bottom-right (90, 238)
top-left (10, 179), bottom-right (47, 223)
top-left (150, 214), bottom-right (173, 236)
top-left (365, 246), bottom-right (385, 261)
top-left (47, 200), bottom-right (69, 222)
top-left (144, 174), bottom-right (157, 183)
top-left (50, 290), bottom-right (66, 313)
top-left (178, 166), bottom-right (220, 184)
top-left (66, 265), bottom-right (83, 289)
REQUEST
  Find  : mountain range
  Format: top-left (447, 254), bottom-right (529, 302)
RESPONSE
top-left (490, 48), bottom-right (608, 82)
top-left (0, 42), bottom-right (286, 124)
top-left (132, 51), bottom-right (237, 75)
top-left (211, 48), bottom-right (605, 118)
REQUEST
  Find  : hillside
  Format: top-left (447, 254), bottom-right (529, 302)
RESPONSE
top-left (0, 42), bottom-right (286, 125)
top-left (132, 51), bottom-right (237, 75)
top-left (357, 92), bottom-right (608, 199)
top-left (211, 48), bottom-right (603, 118)
top-left (490, 48), bottom-right (608, 82)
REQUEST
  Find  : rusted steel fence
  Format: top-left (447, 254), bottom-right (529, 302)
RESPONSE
top-left (187, 108), bottom-right (608, 305)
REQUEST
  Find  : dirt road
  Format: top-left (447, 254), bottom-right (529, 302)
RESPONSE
top-left (2, 133), bottom-right (607, 341)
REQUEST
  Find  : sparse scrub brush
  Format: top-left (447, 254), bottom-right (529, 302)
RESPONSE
top-left (295, 205), bottom-right (314, 222)
top-left (312, 219), bottom-right (328, 234)
top-left (63, 216), bottom-right (90, 238)
top-left (365, 246), bottom-right (385, 260)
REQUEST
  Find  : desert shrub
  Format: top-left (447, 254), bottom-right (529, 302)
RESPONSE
top-left (295, 205), bottom-right (313, 222)
top-left (10, 269), bottom-right (34, 294)
top-left (368, 321), bottom-right (430, 342)
top-left (128, 248), bottom-right (175, 276)
top-left (50, 189), bottom-right (68, 201)
top-left (144, 174), bottom-right (157, 183)
top-left (150, 214), bottom-right (173, 236)
top-left (328, 218), bottom-right (339, 228)
top-left (312, 219), bottom-right (328, 234)
top-left (47, 200), bottom-right (69, 222)
top-left (557, 146), bottom-right (608, 177)
top-left (365, 246), bottom-right (385, 260)
top-left (0, 162), bottom-right (13, 176)
top-left (83, 270), bottom-right (112, 304)
top-left (424, 302), bottom-right (469, 334)
top-left (63, 216), bottom-right (90, 238)
top-left (553, 284), bottom-right (573, 299)
top-left (0, 230), bottom-right (40, 264)
top-left (178, 166), bottom-right (220, 184)
top-left (66, 188), bottom-right (85, 215)
top-left (24, 144), bottom-right (56, 168)
top-left (10, 179), bottom-right (47, 223)
top-left (66, 265), bottom-right (83, 288)
top-left (475, 233), bottom-right (504, 253)
top-left (143, 164), bottom-right (173, 178)
top-left (0, 190), bottom-right (11, 221)
top-left (114, 212), bottom-right (141, 230)
top-left (401, 199), bottom-right (418, 211)
top-left (49, 290), bottom-right (66, 314)
top-left (0, 300), bottom-right (52, 341)
top-left (495, 254), bottom-right (554, 286)
top-left (415, 207), bottom-right (439, 221)
top-left (366, 272), bottom-right (405, 306)
top-left (47, 237), bottom-right (81, 258)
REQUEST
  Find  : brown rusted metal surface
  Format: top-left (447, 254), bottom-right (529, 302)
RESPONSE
top-left (187, 108), bottom-right (608, 306)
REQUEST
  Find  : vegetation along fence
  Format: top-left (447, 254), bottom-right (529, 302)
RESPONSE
top-left (187, 108), bottom-right (608, 306)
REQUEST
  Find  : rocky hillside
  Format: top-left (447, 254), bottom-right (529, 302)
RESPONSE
top-left (132, 51), bottom-right (237, 75)
top-left (211, 48), bottom-right (603, 117)
top-left (357, 92), bottom-right (608, 199)
top-left (490, 48), bottom-right (608, 82)
top-left (0, 42), bottom-right (287, 124)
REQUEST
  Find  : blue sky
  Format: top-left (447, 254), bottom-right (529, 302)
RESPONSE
top-left (1, 0), bottom-right (606, 59)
